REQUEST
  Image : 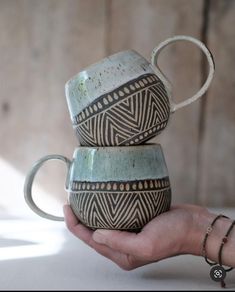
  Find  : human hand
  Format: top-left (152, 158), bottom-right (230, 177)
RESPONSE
top-left (63, 204), bottom-right (213, 270)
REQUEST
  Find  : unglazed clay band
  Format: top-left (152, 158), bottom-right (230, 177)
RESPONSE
top-left (151, 35), bottom-right (215, 112)
top-left (24, 154), bottom-right (71, 221)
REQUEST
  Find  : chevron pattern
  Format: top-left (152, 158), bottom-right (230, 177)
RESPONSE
top-left (72, 74), bottom-right (170, 146)
top-left (69, 178), bottom-right (171, 230)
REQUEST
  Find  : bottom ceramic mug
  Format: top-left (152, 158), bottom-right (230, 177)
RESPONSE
top-left (24, 144), bottom-right (172, 231)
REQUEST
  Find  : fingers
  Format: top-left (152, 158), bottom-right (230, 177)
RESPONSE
top-left (92, 244), bottom-right (135, 270)
top-left (90, 235), bottom-right (148, 271)
top-left (63, 204), bottom-right (141, 270)
top-left (63, 204), bottom-right (94, 243)
top-left (92, 229), bottom-right (152, 259)
top-left (63, 205), bottom-right (121, 258)
top-left (63, 204), bottom-right (79, 226)
top-left (63, 204), bottom-right (145, 257)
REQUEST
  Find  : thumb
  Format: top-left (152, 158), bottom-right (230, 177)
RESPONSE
top-left (92, 229), bottom-right (149, 257)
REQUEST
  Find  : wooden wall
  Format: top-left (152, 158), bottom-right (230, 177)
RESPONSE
top-left (0, 0), bottom-right (234, 210)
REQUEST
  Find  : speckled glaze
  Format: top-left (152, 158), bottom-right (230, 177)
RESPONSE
top-left (24, 144), bottom-right (171, 231)
top-left (65, 36), bottom-right (215, 146)
top-left (65, 50), bottom-right (156, 117)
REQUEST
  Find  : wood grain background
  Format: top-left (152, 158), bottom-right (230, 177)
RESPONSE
top-left (0, 0), bottom-right (234, 210)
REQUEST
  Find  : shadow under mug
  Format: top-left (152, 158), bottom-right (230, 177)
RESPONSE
top-left (24, 144), bottom-right (171, 231)
top-left (65, 35), bottom-right (215, 146)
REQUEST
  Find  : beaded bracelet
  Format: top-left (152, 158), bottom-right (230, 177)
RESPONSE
top-left (202, 215), bottom-right (235, 288)
top-left (202, 214), bottom-right (229, 265)
top-left (215, 220), bottom-right (235, 287)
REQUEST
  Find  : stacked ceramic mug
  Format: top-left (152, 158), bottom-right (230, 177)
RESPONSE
top-left (24, 35), bottom-right (214, 232)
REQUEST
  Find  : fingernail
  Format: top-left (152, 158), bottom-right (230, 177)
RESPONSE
top-left (93, 230), bottom-right (109, 244)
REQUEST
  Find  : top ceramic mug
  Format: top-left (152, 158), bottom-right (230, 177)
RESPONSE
top-left (65, 35), bottom-right (215, 146)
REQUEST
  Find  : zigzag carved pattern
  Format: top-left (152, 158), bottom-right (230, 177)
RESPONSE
top-left (73, 74), bottom-right (170, 146)
top-left (69, 182), bottom-right (171, 230)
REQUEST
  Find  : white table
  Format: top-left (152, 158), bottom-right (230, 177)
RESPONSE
top-left (1, 208), bottom-right (235, 291)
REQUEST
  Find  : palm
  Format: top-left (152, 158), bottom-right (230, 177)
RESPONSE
top-left (63, 204), bottom-right (206, 270)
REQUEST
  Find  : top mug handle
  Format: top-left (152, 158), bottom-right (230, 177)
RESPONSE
top-left (151, 35), bottom-right (215, 113)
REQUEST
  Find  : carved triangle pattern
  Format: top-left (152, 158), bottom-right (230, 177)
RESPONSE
top-left (73, 74), bottom-right (170, 146)
top-left (69, 183), bottom-right (171, 230)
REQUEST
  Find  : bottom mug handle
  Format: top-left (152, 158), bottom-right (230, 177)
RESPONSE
top-left (24, 154), bottom-right (72, 221)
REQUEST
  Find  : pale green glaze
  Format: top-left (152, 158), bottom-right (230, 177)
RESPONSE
top-left (69, 144), bottom-right (168, 182)
top-left (65, 50), bottom-right (154, 118)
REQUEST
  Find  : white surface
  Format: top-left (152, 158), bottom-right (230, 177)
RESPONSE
top-left (0, 208), bottom-right (235, 291)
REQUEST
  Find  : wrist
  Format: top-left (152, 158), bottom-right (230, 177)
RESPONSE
top-left (176, 205), bottom-right (214, 256)
top-left (186, 207), bottom-right (215, 256)
top-left (183, 207), bottom-right (235, 268)
top-left (204, 216), bottom-right (235, 267)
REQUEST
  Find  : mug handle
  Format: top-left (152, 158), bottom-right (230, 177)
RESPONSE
top-left (151, 35), bottom-right (215, 113)
top-left (24, 154), bottom-right (72, 221)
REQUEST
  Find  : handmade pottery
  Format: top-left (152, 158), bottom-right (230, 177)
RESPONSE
top-left (24, 144), bottom-right (171, 231)
top-left (65, 35), bottom-right (214, 146)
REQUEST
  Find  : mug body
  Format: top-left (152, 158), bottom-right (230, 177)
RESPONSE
top-left (65, 50), bottom-right (170, 146)
top-left (67, 144), bottom-right (171, 231)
